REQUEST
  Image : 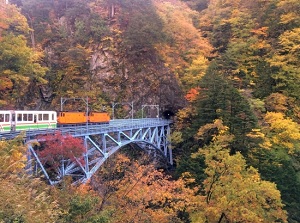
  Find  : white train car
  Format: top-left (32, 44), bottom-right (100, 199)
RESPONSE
top-left (0, 110), bottom-right (57, 132)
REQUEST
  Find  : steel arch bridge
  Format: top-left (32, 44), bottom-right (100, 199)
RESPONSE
top-left (25, 118), bottom-right (173, 185)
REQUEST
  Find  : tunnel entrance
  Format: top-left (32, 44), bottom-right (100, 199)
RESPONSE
top-left (162, 110), bottom-right (175, 119)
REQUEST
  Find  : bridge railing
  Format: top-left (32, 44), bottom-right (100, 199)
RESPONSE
top-left (0, 118), bottom-right (173, 141)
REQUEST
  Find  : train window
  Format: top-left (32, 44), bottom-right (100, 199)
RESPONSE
top-left (12, 114), bottom-right (15, 122)
top-left (28, 114), bottom-right (33, 121)
top-left (5, 114), bottom-right (9, 122)
top-left (23, 114), bottom-right (28, 121)
top-left (38, 114), bottom-right (43, 121)
top-left (43, 114), bottom-right (49, 121)
top-left (52, 113), bottom-right (54, 120)
top-left (17, 114), bottom-right (22, 121)
top-left (0, 114), bottom-right (4, 122)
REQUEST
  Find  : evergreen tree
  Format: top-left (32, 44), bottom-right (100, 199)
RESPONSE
top-left (193, 62), bottom-right (257, 154)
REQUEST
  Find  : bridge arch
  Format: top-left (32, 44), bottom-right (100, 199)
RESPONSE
top-left (26, 119), bottom-right (173, 185)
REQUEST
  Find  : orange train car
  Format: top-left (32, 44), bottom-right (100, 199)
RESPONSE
top-left (57, 112), bottom-right (86, 125)
top-left (88, 112), bottom-right (110, 124)
top-left (57, 111), bottom-right (110, 125)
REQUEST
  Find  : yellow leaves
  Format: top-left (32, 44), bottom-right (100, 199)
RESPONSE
top-left (0, 134), bottom-right (60, 222)
top-left (269, 28), bottom-right (300, 82)
top-left (280, 12), bottom-right (299, 24)
top-left (277, 0), bottom-right (300, 25)
top-left (279, 28), bottom-right (300, 53)
top-left (246, 128), bottom-right (265, 139)
top-left (182, 54), bottom-right (209, 89)
top-left (259, 138), bottom-right (273, 150)
top-left (153, 0), bottom-right (212, 74)
top-left (195, 119), bottom-right (231, 144)
top-left (0, 134), bottom-right (27, 175)
top-left (264, 112), bottom-right (300, 153)
top-left (199, 145), bottom-right (287, 222)
top-left (174, 106), bottom-right (193, 130)
top-left (0, 3), bottom-right (30, 37)
top-left (225, 9), bottom-right (244, 26)
top-left (188, 119), bottom-right (287, 221)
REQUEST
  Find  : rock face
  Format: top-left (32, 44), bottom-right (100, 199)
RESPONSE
top-left (89, 43), bottom-right (185, 117)
top-left (19, 3), bottom-right (187, 115)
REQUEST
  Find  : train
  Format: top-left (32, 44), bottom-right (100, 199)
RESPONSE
top-left (0, 110), bottom-right (110, 132)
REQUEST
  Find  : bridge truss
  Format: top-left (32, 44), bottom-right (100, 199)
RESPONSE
top-left (26, 119), bottom-right (173, 185)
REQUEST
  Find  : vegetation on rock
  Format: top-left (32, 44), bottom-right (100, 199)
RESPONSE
top-left (1, 0), bottom-right (299, 222)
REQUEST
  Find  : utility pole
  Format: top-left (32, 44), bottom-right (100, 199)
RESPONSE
top-left (60, 97), bottom-right (89, 130)
top-left (141, 105), bottom-right (159, 119)
top-left (112, 101), bottom-right (134, 119)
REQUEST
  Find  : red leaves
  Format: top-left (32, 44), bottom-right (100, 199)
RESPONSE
top-left (185, 87), bottom-right (200, 102)
top-left (37, 131), bottom-right (85, 168)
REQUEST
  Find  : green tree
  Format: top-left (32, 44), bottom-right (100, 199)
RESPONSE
top-left (248, 111), bottom-right (300, 222)
top-left (249, 147), bottom-right (300, 223)
top-left (53, 44), bottom-right (91, 98)
top-left (192, 62), bottom-right (257, 153)
top-left (118, 0), bottom-right (166, 55)
top-left (191, 121), bottom-right (287, 222)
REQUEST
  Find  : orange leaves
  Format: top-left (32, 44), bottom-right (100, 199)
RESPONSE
top-left (74, 180), bottom-right (96, 196)
top-left (153, 0), bottom-right (212, 74)
top-left (92, 153), bottom-right (197, 222)
top-left (251, 26), bottom-right (269, 37)
top-left (114, 163), bottom-right (196, 222)
top-left (0, 77), bottom-right (13, 91)
top-left (185, 87), bottom-right (200, 102)
top-left (265, 93), bottom-right (289, 113)
top-left (0, 4), bottom-right (10, 38)
top-left (0, 2), bottom-right (29, 37)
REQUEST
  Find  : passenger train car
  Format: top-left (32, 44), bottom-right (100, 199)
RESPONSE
top-left (0, 110), bottom-right (57, 132)
top-left (0, 110), bottom-right (110, 132)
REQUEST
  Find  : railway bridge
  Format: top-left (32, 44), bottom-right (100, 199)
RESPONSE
top-left (7, 118), bottom-right (173, 185)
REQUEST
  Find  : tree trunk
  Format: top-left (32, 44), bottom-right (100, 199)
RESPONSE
top-left (27, 15), bottom-right (36, 49)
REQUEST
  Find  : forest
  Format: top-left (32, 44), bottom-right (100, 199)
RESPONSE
top-left (0, 0), bottom-right (299, 222)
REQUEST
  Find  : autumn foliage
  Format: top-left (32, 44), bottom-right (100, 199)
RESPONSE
top-left (1, 0), bottom-right (300, 221)
top-left (91, 153), bottom-right (197, 223)
top-left (185, 87), bottom-right (200, 102)
top-left (37, 131), bottom-right (85, 168)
